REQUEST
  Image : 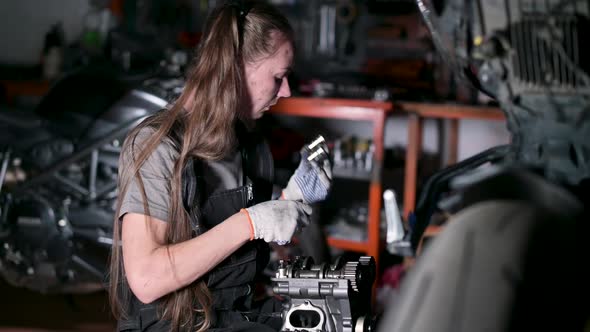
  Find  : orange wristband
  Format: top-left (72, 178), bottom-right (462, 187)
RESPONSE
top-left (240, 208), bottom-right (255, 241)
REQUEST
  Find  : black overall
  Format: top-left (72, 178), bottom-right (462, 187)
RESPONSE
top-left (118, 127), bottom-right (282, 331)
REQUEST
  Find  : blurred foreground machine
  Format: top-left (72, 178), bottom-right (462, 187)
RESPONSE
top-left (272, 255), bottom-right (376, 332)
top-left (378, 1), bottom-right (590, 331)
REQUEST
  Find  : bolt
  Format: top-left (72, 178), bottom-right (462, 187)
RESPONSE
top-left (545, 72), bottom-right (553, 83)
top-left (58, 219), bottom-right (67, 227)
top-left (26, 267), bottom-right (34, 275)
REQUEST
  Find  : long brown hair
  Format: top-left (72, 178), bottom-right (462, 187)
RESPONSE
top-left (108, 1), bottom-right (294, 331)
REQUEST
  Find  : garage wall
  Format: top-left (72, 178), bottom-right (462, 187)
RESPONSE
top-left (0, 0), bottom-right (90, 65)
top-left (0, 0), bottom-right (511, 160)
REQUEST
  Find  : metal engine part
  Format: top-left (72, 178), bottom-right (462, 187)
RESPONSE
top-left (0, 192), bottom-right (72, 291)
top-left (272, 255), bottom-right (376, 332)
top-left (0, 189), bottom-right (112, 293)
top-left (306, 135), bottom-right (329, 163)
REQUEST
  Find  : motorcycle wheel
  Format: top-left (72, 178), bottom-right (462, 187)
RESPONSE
top-left (378, 200), bottom-right (589, 332)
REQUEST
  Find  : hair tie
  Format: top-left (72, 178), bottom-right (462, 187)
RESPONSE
top-left (227, 0), bottom-right (250, 19)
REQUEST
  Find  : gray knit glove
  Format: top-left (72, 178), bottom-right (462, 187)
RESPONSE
top-left (282, 145), bottom-right (333, 204)
top-left (241, 200), bottom-right (312, 244)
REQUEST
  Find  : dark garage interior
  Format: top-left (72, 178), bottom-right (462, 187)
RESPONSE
top-left (0, 0), bottom-right (588, 331)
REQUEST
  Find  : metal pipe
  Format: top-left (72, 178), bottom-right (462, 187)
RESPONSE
top-left (383, 189), bottom-right (404, 244)
top-left (0, 149), bottom-right (11, 194)
top-left (89, 149), bottom-right (98, 200)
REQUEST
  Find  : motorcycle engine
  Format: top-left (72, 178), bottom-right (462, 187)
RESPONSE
top-left (0, 174), bottom-right (113, 294)
top-left (272, 256), bottom-right (376, 332)
top-left (0, 191), bottom-right (76, 292)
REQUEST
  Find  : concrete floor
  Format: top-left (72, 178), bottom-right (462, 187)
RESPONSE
top-left (0, 280), bottom-right (115, 331)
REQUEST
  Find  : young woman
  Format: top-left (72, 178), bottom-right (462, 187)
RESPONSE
top-left (109, 1), bottom-right (332, 331)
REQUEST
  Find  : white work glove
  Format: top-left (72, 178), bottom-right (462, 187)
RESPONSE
top-left (241, 200), bottom-right (312, 244)
top-left (282, 144), bottom-right (333, 204)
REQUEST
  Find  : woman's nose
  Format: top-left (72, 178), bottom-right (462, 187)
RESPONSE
top-left (277, 77), bottom-right (291, 98)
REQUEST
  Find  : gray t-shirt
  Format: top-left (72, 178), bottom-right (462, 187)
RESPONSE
top-left (118, 127), bottom-right (243, 222)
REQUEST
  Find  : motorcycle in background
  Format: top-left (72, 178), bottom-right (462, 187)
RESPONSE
top-left (0, 53), bottom-right (186, 294)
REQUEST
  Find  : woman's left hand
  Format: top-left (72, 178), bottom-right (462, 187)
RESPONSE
top-left (282, 145), bottom-right (332, 204)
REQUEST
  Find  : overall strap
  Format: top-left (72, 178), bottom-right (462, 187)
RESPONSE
top-left (181, 157), bottom-right (206, 235)
top-left (236, 124), bottom-right (275, 204)
top-left (166, 117), bottom-right (207, 235)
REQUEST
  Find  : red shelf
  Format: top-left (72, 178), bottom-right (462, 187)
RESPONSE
top-left (269, 97), bottom-right (394, 268)
top-left (396, 102), bottom-right (506, 219)
top-left (270, 97), bottom-right (393, 121)
top-left (327, 237), bottom-right (369, 253)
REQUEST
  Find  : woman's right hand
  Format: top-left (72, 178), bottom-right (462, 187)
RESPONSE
top-left (282, 144), bottom-right (333, 204)
top-left (241, 200), bottom-right (312, 243)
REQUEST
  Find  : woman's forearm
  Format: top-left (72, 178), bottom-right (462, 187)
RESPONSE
top-left (123, 211), bottom-right (251, 303)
